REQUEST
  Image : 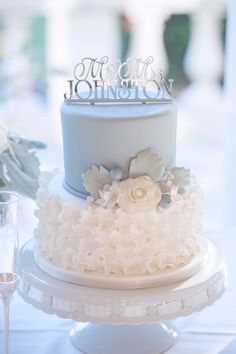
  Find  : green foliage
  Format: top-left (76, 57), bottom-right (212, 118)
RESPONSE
top-left (164, 15), bottom-right (191, 94)
top-left (31, 16), bottom-right (47, 69)
top-left (120, 15), bottom-right (131, 62)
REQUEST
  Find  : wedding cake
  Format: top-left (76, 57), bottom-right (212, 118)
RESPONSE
top-left (34, 57), bottom-right (206, 289)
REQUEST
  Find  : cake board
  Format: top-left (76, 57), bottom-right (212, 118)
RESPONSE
top-left (18, 239), bottom-right (226, 354)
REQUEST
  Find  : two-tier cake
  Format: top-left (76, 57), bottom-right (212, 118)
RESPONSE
top-left (34, 57), bottom-right (207, 289)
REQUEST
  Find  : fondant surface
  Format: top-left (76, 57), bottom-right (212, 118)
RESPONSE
top-left (61, 101), bottom-right (177, 197)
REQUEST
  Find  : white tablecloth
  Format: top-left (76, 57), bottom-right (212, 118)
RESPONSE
top-left (0, 199), bottom-right (235, 354)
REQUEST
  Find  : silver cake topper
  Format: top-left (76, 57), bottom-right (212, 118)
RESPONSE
top-left (64, 56), bottom-right (174, 104)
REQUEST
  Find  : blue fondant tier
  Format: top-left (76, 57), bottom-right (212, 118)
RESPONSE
top-left (61, 101), bottom-right (177, 197)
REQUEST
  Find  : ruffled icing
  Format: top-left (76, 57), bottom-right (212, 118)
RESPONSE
top-left (34, 171), bottom-right (204, 276)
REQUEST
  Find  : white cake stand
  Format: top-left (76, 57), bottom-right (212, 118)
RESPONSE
top-left (18, 239), bottom-right (226, 354)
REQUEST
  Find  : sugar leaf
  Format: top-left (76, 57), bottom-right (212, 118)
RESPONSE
top-left (170, 167), bottom-right (191, 194)
top-left (82, 165), bottom-right (112, 199)
top-left (129, 149), bottom-right (165, 182)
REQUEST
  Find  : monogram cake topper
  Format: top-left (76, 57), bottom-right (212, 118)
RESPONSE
top-left (64, 56), bottom-right (174, 104)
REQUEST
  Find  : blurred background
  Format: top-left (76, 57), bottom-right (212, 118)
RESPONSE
top-left (0, 0), bottom-right (235, 234)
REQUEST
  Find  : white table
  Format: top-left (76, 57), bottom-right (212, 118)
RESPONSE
top-left (0, 198), bottom-right (235, 354)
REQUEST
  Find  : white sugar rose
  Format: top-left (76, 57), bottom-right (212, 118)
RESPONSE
top-left (0, 120), bottom-right (8, 153)
top-left (118, 176), bottom-right (162, 213)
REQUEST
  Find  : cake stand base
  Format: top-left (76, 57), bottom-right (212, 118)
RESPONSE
top-left (18, 239), bottom-right (226, 354)
top-left (70, 322), bottom-right (177, 354)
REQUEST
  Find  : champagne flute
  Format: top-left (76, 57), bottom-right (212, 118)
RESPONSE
top-left (0, 191), bottom-right (19, 354)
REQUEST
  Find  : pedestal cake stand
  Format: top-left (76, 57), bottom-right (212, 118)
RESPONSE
top-left (18, 239), bottom-right (226, 354)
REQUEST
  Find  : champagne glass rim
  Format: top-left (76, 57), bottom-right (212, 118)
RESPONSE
top-left (0, 191), bottom-right (19, 205)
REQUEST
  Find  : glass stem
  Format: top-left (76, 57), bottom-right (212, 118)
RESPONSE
top-left (2, 297), bottom-right (10, 354)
